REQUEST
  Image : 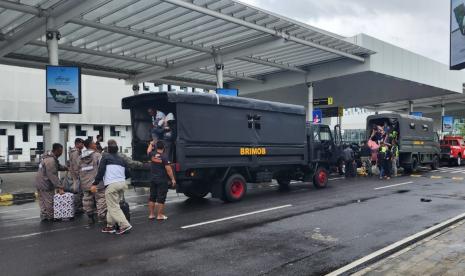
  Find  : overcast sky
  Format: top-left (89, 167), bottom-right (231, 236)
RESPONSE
top-left (241, 0), bottom-right (449, 65)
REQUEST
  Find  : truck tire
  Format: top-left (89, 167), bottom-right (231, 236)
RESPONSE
top-left (431, 155), bottom-right (440, 170)
top-left (223, 174), bottom-right (247, 202)
top-left (313, 167), bottom-right (328, 189)
top-left (406, 156), bottom-right (419, 173)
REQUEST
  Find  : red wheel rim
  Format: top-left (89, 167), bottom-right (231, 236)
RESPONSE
top-left (318, 171), bottom-right (327, 186)
top-left (231, 180), bottom-right (245, 198)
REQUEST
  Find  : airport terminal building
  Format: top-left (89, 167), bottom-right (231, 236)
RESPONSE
top-left (1, 0), bottom-right (465, 163)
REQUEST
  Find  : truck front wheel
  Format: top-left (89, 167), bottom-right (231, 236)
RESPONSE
top-left (223, 174), bottom-right (247, 202)
top-left (313, 167), bottom-right (329, 189)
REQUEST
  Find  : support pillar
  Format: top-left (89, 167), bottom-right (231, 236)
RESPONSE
top-left (306, 82), bottom-right (314, 122)
top-left (46, 18), bottom-right (60, 149)
top-left (408, 100), bottom-right (414, 114)
top-left (441, 100), bottom-right (445, 138)
top-left (214, 55), bottom-right (223, 89)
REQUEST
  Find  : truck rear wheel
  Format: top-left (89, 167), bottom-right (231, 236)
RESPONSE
top-left (223, 174), bottom-right (247, 202)
top-left (313, 167), bottom-right (328, 189)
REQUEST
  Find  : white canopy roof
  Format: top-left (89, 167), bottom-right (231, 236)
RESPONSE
top-left (0, 0), bottom-right (374, 88)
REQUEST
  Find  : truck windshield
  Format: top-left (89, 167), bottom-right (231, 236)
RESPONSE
top-left (320, 126), bottom-right (332, 141)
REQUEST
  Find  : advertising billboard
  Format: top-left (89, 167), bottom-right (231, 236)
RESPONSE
top-left (46, 66), bottom-right (81, 114)
top-left (443, 116), bottom-right (454, 132)
top-left (451, 0), bottom-right (465, 70)
top-left (312, 109), bottom-right (322, 123)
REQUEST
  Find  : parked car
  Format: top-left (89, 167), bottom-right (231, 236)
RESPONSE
top-left (440, 136), bottom-right (465, 166)
top-left (49, 89), bottom-right (75, 104)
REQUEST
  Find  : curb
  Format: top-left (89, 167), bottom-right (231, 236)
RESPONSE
top-left (0, 192), bottom-right (37, 203)
top-left (326, 212), bottom-right (465, 276)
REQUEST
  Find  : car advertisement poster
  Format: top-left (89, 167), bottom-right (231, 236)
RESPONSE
top-left (46, 66), bottom-right (81, 114)
top-left (443, 116), bottom-right (454, 132)
top-left (451, 0), bottom-right (465, 70)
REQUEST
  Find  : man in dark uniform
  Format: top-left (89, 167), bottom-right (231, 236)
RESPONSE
top-left (147, 141), bottom-right (176, 220)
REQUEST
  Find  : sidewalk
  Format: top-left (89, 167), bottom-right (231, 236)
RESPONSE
top-left (354, 220), bottom-right (465, 275)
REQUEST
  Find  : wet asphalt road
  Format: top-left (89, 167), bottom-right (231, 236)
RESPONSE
top-left (1, 167), bottom-right (465, 276)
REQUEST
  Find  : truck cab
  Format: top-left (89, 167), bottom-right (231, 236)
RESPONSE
top-left (440, 136), bottom-right (465, 166)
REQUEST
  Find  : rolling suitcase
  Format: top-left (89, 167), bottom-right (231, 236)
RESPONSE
top-left (54, 192), bottom-right (75, 220)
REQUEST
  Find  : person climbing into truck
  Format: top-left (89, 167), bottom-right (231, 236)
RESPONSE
top-left (148, 107), bottom-right (165, 142)
top-left (161, 113), bottom-right (176, 162)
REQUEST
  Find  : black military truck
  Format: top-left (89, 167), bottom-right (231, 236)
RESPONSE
top-left (366, 114), bottom-right (440, 172)
top-left (122, 92), bottom-right (343, 202)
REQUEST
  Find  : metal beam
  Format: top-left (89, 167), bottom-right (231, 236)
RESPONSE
top-left (0, 56), bottom-right (129, 79)
top-left (235, 56), bottom-right (307, 73)
top-left (28, 40), bottom-right (166, 67)
top-left (154, 77), bottom-right (217, 90)
top-left (162, 0), bottom-right (365, 63)
top-left (191, 68), bottom-right (262, 82)
top-left (133, 36), bottom-right (291, 82)
top-left (69, 18), bottom-right (211, 54)
top-left (0, 0), bottom-right (44, 16)
top-left (0, 0), bottom-right (107, 57)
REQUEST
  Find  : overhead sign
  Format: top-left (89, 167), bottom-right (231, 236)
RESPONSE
top-left (443, 116), bottom-right (454, 132)
top-left (313, 97), bottom-right (333, 106)
top-left (322, 106), bottom-right (343, 118)
top-left (216, 88), bottom-right (238, 96)
top-left (312, 109), bottom-right (322, 123)
top-left (410, 112), bottom-right (423, 117)
top-left (46, 66), bottom-right (81, 114)
top-left (451, 0), bottom-right (465, 70)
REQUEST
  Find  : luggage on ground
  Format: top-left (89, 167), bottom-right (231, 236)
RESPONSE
top-left (53, 192), bottom-right (75, 219)
top-left (120, 198), bottom-right (130, 222)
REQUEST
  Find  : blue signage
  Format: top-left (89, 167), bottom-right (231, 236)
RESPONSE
top-left (410, 112), bottom-right (423, 117)
top-left (216, 88), bottom-right (238, 96)
top-left (46, 66), bottom-right (81, 114)
top-left (443, 116), bottom-right (454, 132)
top-left (313, 109), bottom-right (322, 123)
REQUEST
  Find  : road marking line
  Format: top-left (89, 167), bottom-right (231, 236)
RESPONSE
top-left (0, 207), bottom-right (37, 214)
top-left (431, 176), bottom-right (443, 179)
top-left (410, 175), bottom-right (422, 177)
top-left (326, 212), bottom-right (465, 276)
top-left (329, 177), bottom-right (344, 181)
top-left (181, 204), bottom-right (292, 229)
top-left (374, 182), bottom-right (414, 190)
top-left (452, 177), bottom-right (464, 181)
top-left (0, 226), bottom-right (79, 240)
